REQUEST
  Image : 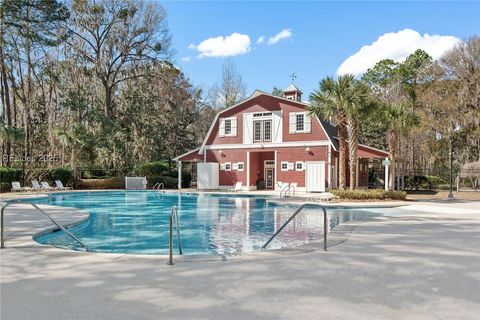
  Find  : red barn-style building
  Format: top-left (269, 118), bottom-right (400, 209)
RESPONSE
top-left (175, 85), bottom-right (388, 192)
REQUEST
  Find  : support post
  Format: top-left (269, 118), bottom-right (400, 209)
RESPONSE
top-left (246, 151), bottom-right (250, 190)
top-left (177, 161), bottom-right (182, 190)
top-left (355, 158), bottom-right (359, 188)
top-left (448, 138), bottom-right (454, 199)
top-left (384, 157), bottom-right (389, 191)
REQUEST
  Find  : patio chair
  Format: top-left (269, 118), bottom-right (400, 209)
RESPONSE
top-left (40, 181), bottom-right (55, 191)
top-left (11, 181), bottom-right (30, 192)
top-left (228, 182), bottom-right (243, 192)
top-left (316, 192), bottom-right (340, 203)
top-left (31, 179), bottom-right (42, 191)
top-left (55, 180), bottom-right (72, 190)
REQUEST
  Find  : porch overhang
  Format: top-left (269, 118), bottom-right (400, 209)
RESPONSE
top-left (173, 148), bottom-right (202, 162)
top-left (357, 144), bottom-right (389, 159)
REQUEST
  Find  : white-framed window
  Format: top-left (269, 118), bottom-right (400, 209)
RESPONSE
top-left (296, 114), bottom-right (304, 132)
top-left (281, 161), bottom-right (289, 171)
top-left (237, 162), bottom-right (244, 171)
top-left (253, 119), bottom-right (272, 143)
top-left (225, 162), bottom-right (232, 171)
top-left (232, 163), bottom-right (239, 171)
top-left (224, 119), bottom-right (232, 135)
top-left (220, 163), bottom-right (226, 170)
top-left (253, 121), bottom-right (262, 142)
top-left (289, 112), bottom-right (311, 134)
top-left (295, 161), bottom-right (305, 171)
top-left (219, 117), bottom-right (237, 137)
top-left (265, 160), bottom-right (275, 166)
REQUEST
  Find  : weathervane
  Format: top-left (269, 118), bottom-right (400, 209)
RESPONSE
top-left (290, 72), bottom-right (297, 84)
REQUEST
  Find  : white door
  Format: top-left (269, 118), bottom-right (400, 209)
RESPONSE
top-left (305, 161), bottom-right (325, 192)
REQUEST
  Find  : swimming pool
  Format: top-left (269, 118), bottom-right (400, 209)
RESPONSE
top-left (30, 191), bottom-right (396, 255)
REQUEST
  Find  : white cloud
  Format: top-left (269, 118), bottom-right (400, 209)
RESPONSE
top-left (257, 36), bottom-right (265, 44)
top-left (268, 29), bottom-right (292, 45)
top-left (189, 33), bottom-right (251, 58)
top-left (337, 29), bottom-right (460, 76)
top-left (181, 56), bottom-right (191, 62)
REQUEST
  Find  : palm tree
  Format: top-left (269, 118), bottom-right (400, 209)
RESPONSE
top-left (310, 75), bottom-right (351, 190)
top-left (310, 74), bottom-right (370, 190)
top-left (382, 103), bottom-right (420, 190)
top-left (344, 81), bottom-right (371, 190)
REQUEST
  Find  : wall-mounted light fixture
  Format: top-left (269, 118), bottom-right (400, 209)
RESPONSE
top-left (305, 146), bottom-right (310, 152)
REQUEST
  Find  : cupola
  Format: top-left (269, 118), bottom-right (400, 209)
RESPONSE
top-left (283, 83), bottom-right (302, 101)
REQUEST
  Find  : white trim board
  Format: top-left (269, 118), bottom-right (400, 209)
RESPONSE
top-left (206, 141), bottom-right (329, 150)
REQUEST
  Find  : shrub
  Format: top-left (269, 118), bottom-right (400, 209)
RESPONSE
top-left (404, 175), bottom-right (446, 190)
top-left (0, 167), bottom-right (22, 184)
top-left (136, 161), bottom-right (169, 176)
top-left (331, 189), bottom-right (407, 200)
top-left (76, 178), bottom-right (125, 189)
top-left (146, 176), bottom-right (178, 189)
top-left (47, 167), bottom-right (73, 185)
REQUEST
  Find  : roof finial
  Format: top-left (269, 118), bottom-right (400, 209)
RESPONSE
top-left (290, 72), bottom-right (297, 84)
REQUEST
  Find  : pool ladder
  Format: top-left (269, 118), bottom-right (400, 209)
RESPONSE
top-left (261, 203), bottom-right (328, 251)
top-left (153, 182), bottom-right (165, 190)
top-left (167, 206), bottom-right (182, 265)
top-left (0, 201), bottom-right (90, 252)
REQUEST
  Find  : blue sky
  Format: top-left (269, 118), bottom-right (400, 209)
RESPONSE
top-left (162, 1), bottom-right (480, 97)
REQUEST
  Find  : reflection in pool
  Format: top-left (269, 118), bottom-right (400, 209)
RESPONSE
top-left (29, 191), bottom-right (397, 255)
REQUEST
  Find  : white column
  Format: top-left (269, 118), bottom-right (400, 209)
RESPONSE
top-left (355, 158), bottom-right (359, 188)
top-left (177, 161), bottom-right (182, 189)
top-left (327, 145), bottom-right (332, 190)
top-left (246, 151), bottom-right (250, 191)
top-left (274, 150), bottom-right (278, 190)
top-left (384, 157), bottom-right (389, 191)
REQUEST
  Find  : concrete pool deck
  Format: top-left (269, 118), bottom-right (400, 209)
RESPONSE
top-left (0, 194), bottom-right (479, 319)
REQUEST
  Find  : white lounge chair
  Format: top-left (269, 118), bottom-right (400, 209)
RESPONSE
top-left (40, 181), bottom-right (55, 191)
top-left (229, 182), bottom-right (242, 192)
top-left (11, 181), bottom-right (30, 192)
top-left (315, 192), bottom-right (340, 202)
top-left (55, 180), bottom-right (72, 190)
top-left (31, 179), bottom-right (42, 191)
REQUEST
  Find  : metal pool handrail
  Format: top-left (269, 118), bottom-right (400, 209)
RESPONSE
top-left (261, 203), bottom-right (328, 251)
top-left (0, 201), bottom-right (90, 252)
top-left (153, 183), bottom-right (165, 190)
top-left (167, 205), bottom-right (183, 265)
top-left (280, 184), bottom-right (291, 198)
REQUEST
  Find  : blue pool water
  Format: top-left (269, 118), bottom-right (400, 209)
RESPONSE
top-left (30, 191), bottom-right (396, 255)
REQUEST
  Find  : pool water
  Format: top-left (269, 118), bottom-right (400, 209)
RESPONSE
top-left (30, 191), bottom-right (396, 255)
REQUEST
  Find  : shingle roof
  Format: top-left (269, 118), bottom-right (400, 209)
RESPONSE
top-left (318, 117), bottom-right (339, 151)
top-left (283, 84), bottom-right (303, 93)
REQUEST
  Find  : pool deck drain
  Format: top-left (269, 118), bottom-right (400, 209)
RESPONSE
top-left (0, 195), bottom-right (479, 320)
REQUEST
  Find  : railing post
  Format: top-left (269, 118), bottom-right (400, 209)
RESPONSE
top-left (167, 209), bottom-right (174, 265)
top-left (323, 207), bottom-right (327, 251)
top-left (1, 204), bottom-right (5, 249)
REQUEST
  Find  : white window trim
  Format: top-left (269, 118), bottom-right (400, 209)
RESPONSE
top-left (219, 117), bottom-right (237, 137)
top-left (295, 161), bottom-right (305, 171)
top-left (237, 162), bottom-right (244, 171)
top-left (225, 162), bottom-right (232, 171)
top-left (281, 161), bottom-right (289, 171)
top-left (287, 162), bottom-right (294, 171)
top-left (232, 163), bottom-right (239, 171)
top-left (220, 163), bottom-right (226, 170)
top-left (289, 112), bottom-right (311, 134)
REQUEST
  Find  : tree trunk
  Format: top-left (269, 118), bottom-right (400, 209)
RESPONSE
top-left (105, 85), bottom-right (113, 119)
top-left (347, 114), bottom-right (358, 190)
top-left (0, 45), bottom-right (12, 166)
top-left (338, 124), bottom-right (347, 190)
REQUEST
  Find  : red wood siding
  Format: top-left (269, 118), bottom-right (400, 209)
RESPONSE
top-left (205, 94), bottom-right (330, 145)
top-left (277, 146), bottom-right (329, 188)
top-left (206, 149), bottom-right (247, 186)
